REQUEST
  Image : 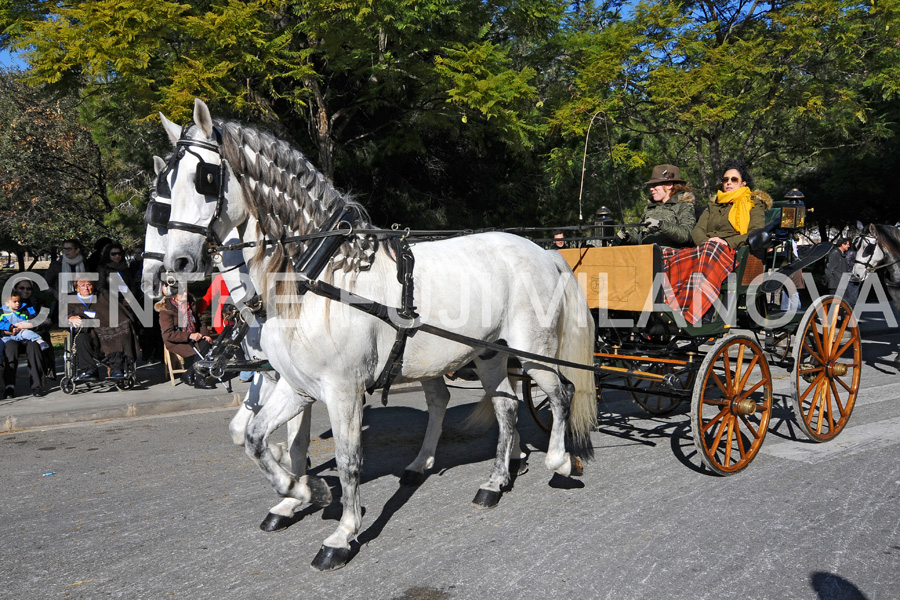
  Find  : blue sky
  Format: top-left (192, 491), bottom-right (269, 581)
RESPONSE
top-left (0, 48), bottom-right (27, 69)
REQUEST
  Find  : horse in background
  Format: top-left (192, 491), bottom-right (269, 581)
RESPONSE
top-left (850, 223), bottom-right (900, 369)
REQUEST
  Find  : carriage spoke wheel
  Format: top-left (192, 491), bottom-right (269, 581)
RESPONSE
top-left (791, 296), bottom-right (861, 442)
top-left (691, 335), bottom-right (772, 476)
top-left (627, 362), bottom-right (689, 416)
top-left (521, 378), bottom-right (552, 433)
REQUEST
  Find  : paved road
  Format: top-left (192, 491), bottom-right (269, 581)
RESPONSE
top-left (2, 331), bottom-right (899, 599)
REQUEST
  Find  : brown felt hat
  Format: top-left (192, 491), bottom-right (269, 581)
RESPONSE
top-left (645, 164), bottom-right (685, 186)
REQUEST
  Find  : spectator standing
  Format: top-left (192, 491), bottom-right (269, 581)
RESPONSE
top-left (45, 239), bottom-right (86, 297)
top-left (825, 237), bottom-right (859, 305)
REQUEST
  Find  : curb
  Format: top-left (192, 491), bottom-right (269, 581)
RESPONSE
top-left (1, 391), bottom-right (244, 433)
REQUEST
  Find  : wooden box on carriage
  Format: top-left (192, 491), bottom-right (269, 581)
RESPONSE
top-left (558, 245), bottom-right (665, 311)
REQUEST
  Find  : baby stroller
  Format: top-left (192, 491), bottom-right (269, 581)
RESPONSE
top-left (59, 326), bottom-right (138, 394)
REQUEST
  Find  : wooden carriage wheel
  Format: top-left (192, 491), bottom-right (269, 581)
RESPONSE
top-left (791, 296), bottom-right (861, 442)
top-left (690, 334), bottom-right (772, 475)
top-left (626, 362), bottom-right (690, 416)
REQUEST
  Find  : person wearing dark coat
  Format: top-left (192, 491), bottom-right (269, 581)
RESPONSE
top-left (155, 284), bottom-right (215, 389)
top-left (66, 278), bottom-right (138, 381)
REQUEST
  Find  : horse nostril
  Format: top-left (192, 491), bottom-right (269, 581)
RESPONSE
top-left (173, 257), bottom-right (195, 273)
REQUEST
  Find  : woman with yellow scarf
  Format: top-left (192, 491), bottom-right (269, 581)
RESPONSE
top-left (662, 160), bottom-right (770, 326)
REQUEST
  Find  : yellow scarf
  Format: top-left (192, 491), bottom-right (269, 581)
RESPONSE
top-left (716, 186), bottom-right (754, 235)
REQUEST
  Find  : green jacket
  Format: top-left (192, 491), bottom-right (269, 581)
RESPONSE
top-left (692, 190), bottom-right (771, 249)
top-left (623, 191), bottom-right (697, 247)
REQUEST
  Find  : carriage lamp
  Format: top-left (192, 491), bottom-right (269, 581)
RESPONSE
top-left (780, 189), bottom-right (806, 229)
top-left (593, 206), bottom-right (614, 244)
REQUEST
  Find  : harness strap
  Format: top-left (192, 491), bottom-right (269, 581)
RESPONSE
top-left (368, 236), bottom-right (418, 404)
top-left (299, 277), bottom-right (597, 377)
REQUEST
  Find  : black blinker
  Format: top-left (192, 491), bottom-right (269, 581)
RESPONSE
top-left (196, 163), bottom-right (220, 197)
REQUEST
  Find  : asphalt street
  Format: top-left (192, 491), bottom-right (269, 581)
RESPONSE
top-left (2, 323), bottom-right (899, 599)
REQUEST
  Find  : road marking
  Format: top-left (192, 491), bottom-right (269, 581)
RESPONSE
top-left (761, 416), bottom-right (900, 462)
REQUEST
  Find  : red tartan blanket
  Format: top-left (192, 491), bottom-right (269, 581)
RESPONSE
top-left (662, 241), bottom-right (736, 325)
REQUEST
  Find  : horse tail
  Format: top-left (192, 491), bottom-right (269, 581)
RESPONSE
top-left (553, 256), bottom-right (597, 462)
top-left (464, 393), bottom-right (497, 431)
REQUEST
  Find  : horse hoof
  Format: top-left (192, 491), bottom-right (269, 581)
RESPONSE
top-left (310, 545), bottom-right (352, 571)
top-left (305, 475), bottom-right (333, 507)
top-left (472, 488), bottom-right (501, 509)
top-left (510, 458), bottom-right (529, 476)
top-left (259, 512), bottom-right (292, 533)
top-left (399, 469), bottom-right (426, 486)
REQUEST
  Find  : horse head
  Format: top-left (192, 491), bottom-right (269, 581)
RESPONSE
top-left (140, 155), bottom-right (173, 300)
top-left (158, 99), bottom-right (248, 279)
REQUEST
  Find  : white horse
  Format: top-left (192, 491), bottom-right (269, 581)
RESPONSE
top-left (143, 156), bottom-right (316, 532)
top-left (158, 99), bottom-right (597, 571)
top-left (851, 223), bottom-right (900, 369)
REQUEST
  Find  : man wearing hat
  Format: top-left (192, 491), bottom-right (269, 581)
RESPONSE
top-left (617, 163), bottom-right (696, 247)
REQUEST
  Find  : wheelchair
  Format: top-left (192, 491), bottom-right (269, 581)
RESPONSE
top-left (59, 326), bottom-right (138, 394)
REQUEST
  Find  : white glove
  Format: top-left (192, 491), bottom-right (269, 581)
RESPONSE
top-left (616, 229), bottom-right (627, 240)
top-left (642, 217), bottom-right (661, 231)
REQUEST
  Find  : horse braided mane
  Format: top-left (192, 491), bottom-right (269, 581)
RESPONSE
top-left (217, 120), bottom-right (378, 280)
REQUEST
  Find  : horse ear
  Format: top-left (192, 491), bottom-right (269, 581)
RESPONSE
top-left (869, 223), bottom-right (877, 235)
top-left (153, 155), bottom-right (166, 175)
top-left (160, 113), bottom-right (181, 146)
top-left (193, 98), bottom-right (214, 140)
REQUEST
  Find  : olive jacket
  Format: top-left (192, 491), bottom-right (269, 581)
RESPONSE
top-left (692, 190), bottom-right (772, 249)
top-left (623, 191), bottom-right (697, 247)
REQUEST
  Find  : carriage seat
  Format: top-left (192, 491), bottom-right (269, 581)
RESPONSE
top-left (559, 245), bottom-right (665, 311)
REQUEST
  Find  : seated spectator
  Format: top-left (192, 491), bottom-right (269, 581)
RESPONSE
top-left (45, 239), bottom-right (86, 298)
top-left (1, 293), bottom-right (49, 350)
top-left (617, 164), bottom-right (696, 248)
top-left (9, 278), bottom-right (56, 381)
top-left (156, 284), bottom-right (215, 389)
top-left (1, 291), bottom-right (51, 397)
top-left (66, 278), bottom-right (138, 381)
top-left (662, 160), bottom-right (770, 325)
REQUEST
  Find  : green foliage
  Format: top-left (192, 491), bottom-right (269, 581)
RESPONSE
top-left (1, 0), bottom-right (899, 238)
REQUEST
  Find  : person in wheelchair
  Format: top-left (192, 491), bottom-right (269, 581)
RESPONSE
top-left (66, 278), bottom-right (139, 382)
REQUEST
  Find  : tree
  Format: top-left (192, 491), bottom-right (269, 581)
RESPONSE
top-left (551, 0), bottom-right (900, 226)
top-left (0, 70), bottom-right (142, 265)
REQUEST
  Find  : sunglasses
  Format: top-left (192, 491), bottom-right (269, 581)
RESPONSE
top-left (15, 286), bottom-right (32, 292)
top-left (110, 252), bottom-right (123, 257)
top-left (61, 246), bottom-right (77, 251)
top-left (722, 176), bottom-right (742, 184)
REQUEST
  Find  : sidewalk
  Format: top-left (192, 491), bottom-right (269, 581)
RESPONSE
top-left (2, 308), bottom-right (895, 434)
top-left (1, 358), bottom-right (249, 433)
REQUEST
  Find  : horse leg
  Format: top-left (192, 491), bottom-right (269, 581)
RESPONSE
top-left (245, 381), bottom-right (331, 524)
top-left (524, 363), bottom-right (579, 477)
top-left (259, 402), bottom-right (315, 533)
top-left (400, 377), bottom-right (450, 486)
top-left (471, 356), bottom-right (520, 509)
top-left (228, 373), bottom-right (269, 445)
top-left (311, 392), bottom-right (364, 572)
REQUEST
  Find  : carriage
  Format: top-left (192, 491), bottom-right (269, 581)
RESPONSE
top-left (519, 198), bottom-right (861, 475)
top-left (152, 99), bottom-right (864, 570)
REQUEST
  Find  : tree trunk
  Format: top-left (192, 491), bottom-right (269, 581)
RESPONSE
top-left (304, 77), bottom-right (335, 183)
